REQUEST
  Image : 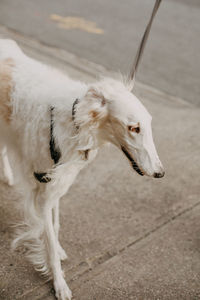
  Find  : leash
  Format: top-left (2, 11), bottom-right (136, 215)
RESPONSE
top-left (129, 0), bottom-right (162, 82)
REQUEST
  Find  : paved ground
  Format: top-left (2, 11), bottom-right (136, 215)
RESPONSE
top-left (0, 0), bottom-right (200, 106)
top-left (0, 25), bottom-right (200, 300)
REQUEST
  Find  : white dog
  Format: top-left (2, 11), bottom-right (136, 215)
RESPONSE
top-left (0, 38), bottom-right (164, 300)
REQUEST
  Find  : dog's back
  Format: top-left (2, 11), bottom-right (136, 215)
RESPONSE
top-left (0, 39), bottom-right (24, 61)
top-left (0, 39), bottom-right (88, 171)
top-left (0, 40), bottom-right (21, 126)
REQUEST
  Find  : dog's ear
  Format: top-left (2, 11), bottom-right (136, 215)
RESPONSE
top-left (85, 87), bottom-right (108, 125)
top-left (75, 87), bottom-right (108, 128)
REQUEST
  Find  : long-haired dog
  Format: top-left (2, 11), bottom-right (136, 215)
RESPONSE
top-left (0, 37), bottom-right (164, 300)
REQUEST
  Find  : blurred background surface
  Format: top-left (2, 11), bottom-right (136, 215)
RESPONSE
top-left (0, 0), bottom-right (199, 105)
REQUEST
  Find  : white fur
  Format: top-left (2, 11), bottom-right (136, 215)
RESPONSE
top-left (0, 39), bottom-right (164, 300)
top-left (1, 146), bottom-right (14, 185)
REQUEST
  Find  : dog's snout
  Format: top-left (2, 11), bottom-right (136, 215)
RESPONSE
top-left (154, 171), bottom-right (165, 178)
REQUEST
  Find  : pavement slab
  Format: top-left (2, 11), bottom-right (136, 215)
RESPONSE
top-left (73, 205), bottom-right (200, 300)
top-left (0, 27), bottom-right (199, 300)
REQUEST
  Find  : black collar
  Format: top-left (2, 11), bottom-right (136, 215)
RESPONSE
top-left (72, 98), bottom-right (79, 130)
top-left (72, 98), bottom-right (89, 160)
top-left (72, 98), bottom-right (79, 120)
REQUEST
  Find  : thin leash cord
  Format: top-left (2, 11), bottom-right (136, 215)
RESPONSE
top-left (129, 0), bottom-right (162, 81)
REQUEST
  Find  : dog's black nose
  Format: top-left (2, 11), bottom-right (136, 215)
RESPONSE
top-left (154, 171), bottom-right (165, 178)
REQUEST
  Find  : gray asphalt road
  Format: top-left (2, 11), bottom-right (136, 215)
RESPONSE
top-left (0, 0), bottom-right (199, 105)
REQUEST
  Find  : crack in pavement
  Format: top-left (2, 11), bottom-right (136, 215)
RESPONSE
top-left (68, 200), bottom-right (200, 286)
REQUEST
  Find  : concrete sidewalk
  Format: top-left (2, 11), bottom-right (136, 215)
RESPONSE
top-left (0, 26), bottom-right (200, 300)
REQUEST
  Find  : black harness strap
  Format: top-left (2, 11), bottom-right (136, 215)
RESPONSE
top-left (34, 106), bottom-right (61, 183)
top-left (50, 106), bottom-right (61, 164)
top-left (34, 172), bottom-right (51, 183)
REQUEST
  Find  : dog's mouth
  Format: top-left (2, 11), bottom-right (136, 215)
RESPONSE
top-left (121, 146), bottom-right (144, 176)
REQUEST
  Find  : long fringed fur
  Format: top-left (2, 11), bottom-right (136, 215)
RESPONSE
top-left (12, 185), bottom-right (51, 276)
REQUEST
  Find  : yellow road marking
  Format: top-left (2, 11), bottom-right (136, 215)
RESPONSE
top-left (50, 15), bottom-right (104, 34)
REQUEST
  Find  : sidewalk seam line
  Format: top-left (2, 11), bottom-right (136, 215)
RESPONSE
top-left (70, 200), bottom-right (200, 286)
top-left (17, 200), bottom-right (200, 299)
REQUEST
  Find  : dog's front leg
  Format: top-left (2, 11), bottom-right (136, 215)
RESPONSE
top-left (53, 201), bottom-right (68, 261)
top-left (43, 162), bottom-right (84, 300)
top-left (1, 146), bottom-right (14, 186)
top-left (43, 201), bottom-right (72, 300)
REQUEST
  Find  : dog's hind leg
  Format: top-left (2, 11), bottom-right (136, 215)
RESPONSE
top-left (1, 145), bottom-right (14, 186)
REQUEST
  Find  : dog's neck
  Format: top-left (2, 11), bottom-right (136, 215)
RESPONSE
top-left (50, 84), bottom-right (109, 162)
top-left (34, 99), bottom-right (89, 183)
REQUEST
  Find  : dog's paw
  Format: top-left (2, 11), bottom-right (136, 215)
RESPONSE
top-left (6, 176), bottom-right (14, 186)
top-left (54, 277), bottom-right (72, 300)
top-left (58, 244), bottom-right (68, 261)
top-left (1, 173), bottom-right (14, 186)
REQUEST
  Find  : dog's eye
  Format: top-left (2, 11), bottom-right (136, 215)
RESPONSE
top-left (128, 126), bottom-right (140, 134)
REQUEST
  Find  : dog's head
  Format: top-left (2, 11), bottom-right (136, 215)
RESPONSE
top-left (75, 77), bottom-right (164, 178)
